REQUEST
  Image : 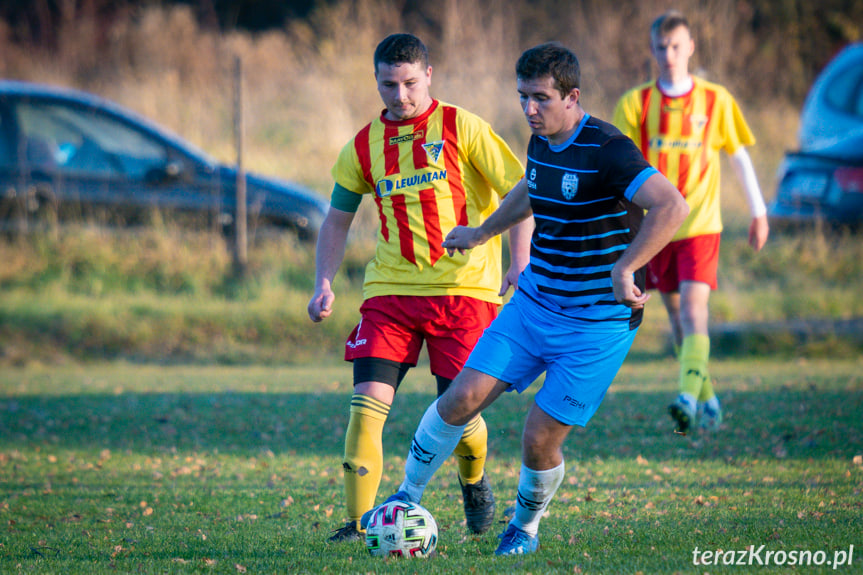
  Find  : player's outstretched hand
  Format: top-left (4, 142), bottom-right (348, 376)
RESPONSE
top-left (442, 226), bottom-right (484, 257)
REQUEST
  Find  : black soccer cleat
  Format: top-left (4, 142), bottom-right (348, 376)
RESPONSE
top-left (461, 474), bottom-right (496, 534)
top-left (668, 395), bottom-right (695, 436)
top-left (327, 520), bottom-right (364, 543)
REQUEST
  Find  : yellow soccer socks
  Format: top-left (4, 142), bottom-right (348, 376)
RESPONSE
top-left (669, 334), bottom-right (711, 433)
top-left (343, 396), bottom-right (491, 528)
top-left (342, 393), bottom-right (390, 527)
top-left (453, 414), bottom-right (488, 485)
top-left (679, 334), bottom-right (711, 401)
top-left (683, 334), bottom-right (722, 430)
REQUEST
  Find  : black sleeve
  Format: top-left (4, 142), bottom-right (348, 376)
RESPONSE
top-left (598, 135), bottom-right (654, 198)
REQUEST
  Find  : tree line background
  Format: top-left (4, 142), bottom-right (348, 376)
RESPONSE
top-left (1, 0), bottom-right (859, 100)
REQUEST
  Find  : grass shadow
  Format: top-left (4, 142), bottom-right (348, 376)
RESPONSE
top-left (2, 386), bottom-right (860, 463)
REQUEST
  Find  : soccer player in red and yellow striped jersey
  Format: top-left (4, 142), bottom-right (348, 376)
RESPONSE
top-left (308, 33), bottom-right (532, 542)
top-left (613, 10), bottom-right (769, 435)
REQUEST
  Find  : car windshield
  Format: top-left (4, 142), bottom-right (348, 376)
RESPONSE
top-left (15, 101), bottom-right (169, 178)
top-left (823, 60), bottom-right (863, 119)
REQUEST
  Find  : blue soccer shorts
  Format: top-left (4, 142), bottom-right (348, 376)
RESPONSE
top-left (464, 290), bottom-right (638, 427)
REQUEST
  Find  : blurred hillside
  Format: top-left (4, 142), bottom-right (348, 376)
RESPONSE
top-left (0, 0), bottom-right (859, 202)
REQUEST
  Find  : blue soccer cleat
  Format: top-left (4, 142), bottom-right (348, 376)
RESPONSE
top-left (494, 523), bottom-right (539, 555)
top-left (359, 490), bottom-right (411, 530)
top-left (698, 399), bottom-right (723, 431)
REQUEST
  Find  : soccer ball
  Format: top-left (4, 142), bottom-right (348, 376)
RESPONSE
top-left (365, 500), bottom-right (438, 558)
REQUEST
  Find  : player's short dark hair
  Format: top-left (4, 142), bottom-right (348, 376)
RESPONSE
top-left (651, 9), bottom-right (691, 42)
top-left (516, 42), bottom-right (580, 99)
top-left (374, 33), bottom-right (429, 71)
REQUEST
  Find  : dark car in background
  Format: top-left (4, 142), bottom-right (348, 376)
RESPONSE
top-left (0, 80), bottom-right (328, 240)
top-left (768, 43), bottom-right (863, 230)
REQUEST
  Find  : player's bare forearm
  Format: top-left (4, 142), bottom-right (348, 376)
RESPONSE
top-left (499, 215), bottom-right (534, 294)
top-left (307, 207), bottom-right (354, 322)
top-left (612, 173), bottom-right (689, 306)
top-left (508, 215), bottom-right (533, 271)
top-left (443, 179), bottom-right (532, 256)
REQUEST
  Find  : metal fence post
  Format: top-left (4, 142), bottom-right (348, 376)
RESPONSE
top-left (233, 54), bottom-right (248, 276)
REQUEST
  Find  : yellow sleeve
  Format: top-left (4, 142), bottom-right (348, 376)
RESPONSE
top-left (330, 137), bottom-right (372, 197)
top-left (460, 111), bottom-right (524, 197)
top-left (719, 90), bottom-right (756, 155)
top-left (613, 90), bottom-right (642, 146)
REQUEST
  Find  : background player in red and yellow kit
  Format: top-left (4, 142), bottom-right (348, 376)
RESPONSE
top-left (613, 10), bottom-right (769, 435)
top-left (307, 33), bottom-right (533, 542)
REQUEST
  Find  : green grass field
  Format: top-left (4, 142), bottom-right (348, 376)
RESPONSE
top-left (2, 3), bottom-right (861, 572)
top-left (2, 358), bottom-right (861, 574)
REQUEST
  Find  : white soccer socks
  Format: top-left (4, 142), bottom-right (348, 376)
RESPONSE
top-left (400, 398), bottom-right (467, 503)
top-left (510, 461), bottom-right (565, 537)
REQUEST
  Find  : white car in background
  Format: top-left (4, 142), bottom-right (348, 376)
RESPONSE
top-left (768, 43), bottom-right (863, 230)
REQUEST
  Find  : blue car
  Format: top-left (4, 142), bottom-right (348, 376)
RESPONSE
top-left (0, 79), bottom-right (328, 240)
top-left (768, 43), bottom-right (863, 230)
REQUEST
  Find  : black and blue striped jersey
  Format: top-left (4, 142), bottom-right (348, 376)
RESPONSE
top-left (518, 113), bottom-right (658, 331)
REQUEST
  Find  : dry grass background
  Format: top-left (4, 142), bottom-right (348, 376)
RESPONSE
top-left (0, 0), bottom-right (830, 215)
top-left (0, 0), bottom-right (863, 365)
top-left (1, 0), bottom-right (862, 367)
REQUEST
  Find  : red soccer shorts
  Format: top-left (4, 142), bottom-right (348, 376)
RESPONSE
top-left (344, 295), bottom-right (498, 380)
top-left (646, 233), bottom-right (720, 292)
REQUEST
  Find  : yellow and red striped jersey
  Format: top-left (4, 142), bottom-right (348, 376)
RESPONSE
top-left (613, 77), bottom-right (755, 239)
top-left (332, 99), bottom-right (524, 303)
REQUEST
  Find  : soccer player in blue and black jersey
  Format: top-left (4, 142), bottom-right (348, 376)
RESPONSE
top-left (363, 42), bottom-right (689, 555)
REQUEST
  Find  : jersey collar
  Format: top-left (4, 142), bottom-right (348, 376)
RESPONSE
top-left (379, 98), bottom-right (440, 126)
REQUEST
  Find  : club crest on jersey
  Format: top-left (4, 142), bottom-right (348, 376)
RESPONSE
top-left (422, 140), bottom-right (444, 162)
top-left (561, 172), bottom-right (579, 200)
top-left (375, 179), bottom-right (393, 198)
top-left (527, 168), bottom-right (538, 190)
top-left (689, 114), bottom-right (709, 131)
